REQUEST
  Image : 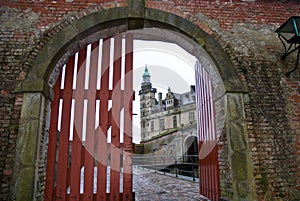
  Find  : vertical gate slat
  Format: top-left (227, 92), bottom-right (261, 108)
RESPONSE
top-left (203, 68), bottom-right (212, 198)
top-left (199, 65), bottom-right (204, 143)
top-left (201, 66), bottom-right (205, 196)
top-left (202, 67), bottom-right (208, 198)
top-left (195, 61), bottom-right (220, 201)
top-left (207, 76), bottom-right (215, 201)
top-left (215, 145), bottom-right (221, 200)
top-left (123, 33), bottom-right (133, 201)
top-left (213, 147), bottom-right (217, 200)
top-left (208, 75), bottom-right (213, 200)
top-left (197, 64), bottom-right (202, 194)
top-left (45, 72), bottom-right (62, 201)
top-left (55, 56), bottom-right (76, 200)
top-left (110, 34), bottom-right (122, 201)
top-left (205, 69), bottom-right (210, 199)
top-left (209, 77), bottom-right (214, 200)
top-left (69, 48), bottom-right (87, 201)
top-left (208, 77), bottom-right (218, 200)
top-left (200, 67), bottom-right (204, 144)
top-left (96, 38), bottom-right (110, 201)
top-left (204, 70), bottom-right (212, 200)
top-left (195, 62), bottom-right (203, 195)
top-left (83, 41), bottom-right (99, 200)
top-left (202, 67), bottom-right (207, 197)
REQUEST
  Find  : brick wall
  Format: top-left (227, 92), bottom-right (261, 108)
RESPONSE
top-left (285, 78), bottom-right (300, 193)
top-left (0, 0), bottom-right (299, 200)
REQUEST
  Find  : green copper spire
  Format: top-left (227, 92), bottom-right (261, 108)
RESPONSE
top-left (143, 65), bottom-right (150, 83)
top-left (143, 66), bottom-right (150, 77)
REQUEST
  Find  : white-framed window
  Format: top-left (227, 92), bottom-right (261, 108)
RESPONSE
top-left (159, 118), bottom-right (164, 130)
top-left (189, 111), bottom-right (194, 122)
top-left (173, 116), bottom-right (177, 128)
top-left (151, 121), bottom-right (154, 132)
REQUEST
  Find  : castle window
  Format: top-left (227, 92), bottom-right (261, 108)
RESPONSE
top-left (173, 116), bottom-right (177, 128)
top-left (189, 111), bottom-right (194, 122)
top-left (151, 121), bottom-right (154, 132)
top-left (159, 118), bottom-right (164, 130)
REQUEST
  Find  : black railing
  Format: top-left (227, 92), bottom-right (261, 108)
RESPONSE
top-left (133, 155), bottom-right (199, 181)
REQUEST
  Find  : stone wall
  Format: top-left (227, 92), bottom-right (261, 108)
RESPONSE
top-left (0, 0), bottom-right (299, 200)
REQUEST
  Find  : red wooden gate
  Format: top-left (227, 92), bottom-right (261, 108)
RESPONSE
top-left (195, 61), bottom-right (220, 201)
top-left (45, 34), bottom-right (134, 201)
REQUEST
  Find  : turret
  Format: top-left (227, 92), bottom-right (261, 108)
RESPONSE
top-left (139, 66), bottom-right (157, 141)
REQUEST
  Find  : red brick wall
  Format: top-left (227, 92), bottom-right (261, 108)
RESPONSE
top-left (0, 0), bottom-right (299, 200)
top-left (147, 0), bottom-right (299, 30)
top-left (286, 79), bottom-right (300, 191)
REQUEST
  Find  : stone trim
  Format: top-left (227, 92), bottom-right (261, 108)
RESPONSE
top-left (225, 93), bottom-right (256, 201)
top-left (10, 93), bottom-right (45, 201)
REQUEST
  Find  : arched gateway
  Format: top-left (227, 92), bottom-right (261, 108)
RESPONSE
top-left (13, 1), bottom-right (256, 200)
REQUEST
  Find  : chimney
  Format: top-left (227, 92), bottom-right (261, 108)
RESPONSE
top-left (190, 85), bottom-right (195, 92)
top-left (158, 92), bottom-right (162, 108)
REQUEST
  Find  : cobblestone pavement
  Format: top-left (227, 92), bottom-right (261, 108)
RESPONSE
top-left (133, 167), bottom-right (209, 201)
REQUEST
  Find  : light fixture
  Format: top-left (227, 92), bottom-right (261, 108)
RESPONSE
top-left (275, 16), bottom-right (300, 75)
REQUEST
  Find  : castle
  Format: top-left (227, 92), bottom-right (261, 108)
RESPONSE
top-left (137, 67), bottom-right (198, 161)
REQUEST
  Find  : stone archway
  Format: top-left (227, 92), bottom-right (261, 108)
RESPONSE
top-left (13, 1), bottom-right (256, 200)
top-left (184, 136), bottom-right (198, 163)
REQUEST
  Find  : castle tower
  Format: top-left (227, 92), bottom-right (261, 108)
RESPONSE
top-left (139, 66), bottom-right (157, 140)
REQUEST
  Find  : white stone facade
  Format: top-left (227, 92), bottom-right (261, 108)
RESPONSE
top-left (138, 67), bottom-right (198, 158)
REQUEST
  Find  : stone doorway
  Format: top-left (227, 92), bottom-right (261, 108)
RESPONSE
top-left (185, 136), bottom-right (198, 164)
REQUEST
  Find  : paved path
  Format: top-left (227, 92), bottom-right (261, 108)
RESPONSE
top-left (75, 166), bottom-right (208, 200)
top-left (133, 167), bottom-right (209, 201)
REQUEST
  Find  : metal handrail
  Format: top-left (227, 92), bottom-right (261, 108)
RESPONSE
top-left (133, 154), bottom-right (199, 181)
